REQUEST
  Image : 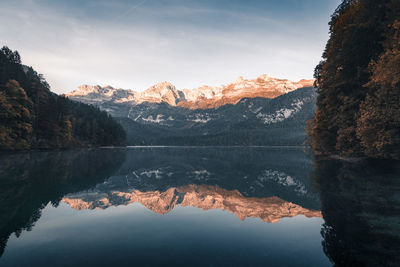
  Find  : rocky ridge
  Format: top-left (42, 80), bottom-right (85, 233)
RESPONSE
top-left (66, 74), bottom-right (314, 109)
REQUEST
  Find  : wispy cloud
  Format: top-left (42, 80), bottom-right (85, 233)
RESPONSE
top-left (0, 0), bottom-right (341, 93)
top-left (113, 0), bottom-right (149, 21)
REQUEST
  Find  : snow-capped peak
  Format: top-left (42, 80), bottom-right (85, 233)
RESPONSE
top-left (66, 75), bottom-right (314, 109)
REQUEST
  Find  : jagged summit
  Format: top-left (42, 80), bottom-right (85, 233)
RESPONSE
top-left (140, 81), bottom-right (181, 106)
top-left (71, 84), bottom-right (120, 95)
top-left (67, 84), bottom-right (136, 104)
top-left (66, 74), bottom-right (314, 109)
top-left (258, 74), bottom-right (273, 80)
top-left (235, 76), bottom-right (245, 83)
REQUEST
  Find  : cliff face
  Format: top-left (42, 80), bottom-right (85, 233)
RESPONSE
top-left (66, 74), bottom-right (313, 109)
top-left (62, 184), bottom-right (321, 223)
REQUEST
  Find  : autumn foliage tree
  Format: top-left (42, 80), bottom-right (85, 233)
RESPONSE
top-left (310, 0), bottom-right (400, 159)
top-left (0, 80), bottom-right (33, 149)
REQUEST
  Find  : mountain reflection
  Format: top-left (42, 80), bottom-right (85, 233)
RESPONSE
top-left (100, 147), bottom-right (321, 210)
top-left (0, 147), bottom-right (321, 259)
top-left (62, 147), bottom-right (322, 222)
top-left (312, 158), bottom-right (400, 266)
top-left (63, 184), bottom-right (321, 223)
top-left (1, 147), bottom-right (399, 265)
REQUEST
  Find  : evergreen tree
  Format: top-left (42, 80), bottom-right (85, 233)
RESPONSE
top-left (0, 46), bottom-right (126, 150)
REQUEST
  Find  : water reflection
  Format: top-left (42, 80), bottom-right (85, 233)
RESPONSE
top-left (312, 158), bottom-right (400, 266)
top-left (0, 149), bottom-right (125, 257)
top-left (2, 147), bottom-right (398, 266)
top-left (61, 148), bottom-right (322, 222)
top-left (97, 147), bottom-right (321, 210)
top-left (0, 147), bottom-right (321, 260)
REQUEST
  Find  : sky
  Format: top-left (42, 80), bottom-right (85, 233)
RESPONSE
top-left (0, 0), bottom-right (342, 94)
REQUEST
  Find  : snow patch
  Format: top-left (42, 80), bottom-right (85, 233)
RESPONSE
top-left (190, 114), bottom-right (212, 123)
top-left (251, 106), bottom-right (263, 114)
top-left (140, 170), bottom-right (163, 179)
top-left (256, 99), bottom-right (304, 124)
top-left (191, 170), bottom-right (211, 180)
top-left (142, 114), bottom-right (165, 123)
top-left (258, 170), bottom-right (307, 195)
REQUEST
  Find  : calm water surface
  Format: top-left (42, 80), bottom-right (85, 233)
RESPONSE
top-left (0, 147), bottom-right (399, 266)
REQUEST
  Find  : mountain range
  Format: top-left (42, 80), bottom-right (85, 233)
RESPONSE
top-left (66, 75), bottom-right (316, 145)
top-left (67, 74), bottom-right (313, 109)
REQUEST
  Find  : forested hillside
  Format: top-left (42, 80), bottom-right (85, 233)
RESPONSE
top-left (310, 0), bottom-right (400, 159)
top-left (0, 46), bottom-right (125, 149)
top-left (116, 87), bottom-right (316, 146)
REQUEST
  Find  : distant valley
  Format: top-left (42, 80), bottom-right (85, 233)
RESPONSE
top-left (67, 75), bottom-right (316, 146)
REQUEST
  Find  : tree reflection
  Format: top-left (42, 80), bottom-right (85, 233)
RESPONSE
top-left (313, 158), bottom-right (400, 266)
top-left (0, 149), bottom-right (125, 257)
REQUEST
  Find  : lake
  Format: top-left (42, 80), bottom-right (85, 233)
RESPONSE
top-left (0, 147), bottom-right (399, 266)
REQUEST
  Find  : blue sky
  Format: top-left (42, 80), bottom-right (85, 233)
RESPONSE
top-left (0, 0), bottom-right (341, 93)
